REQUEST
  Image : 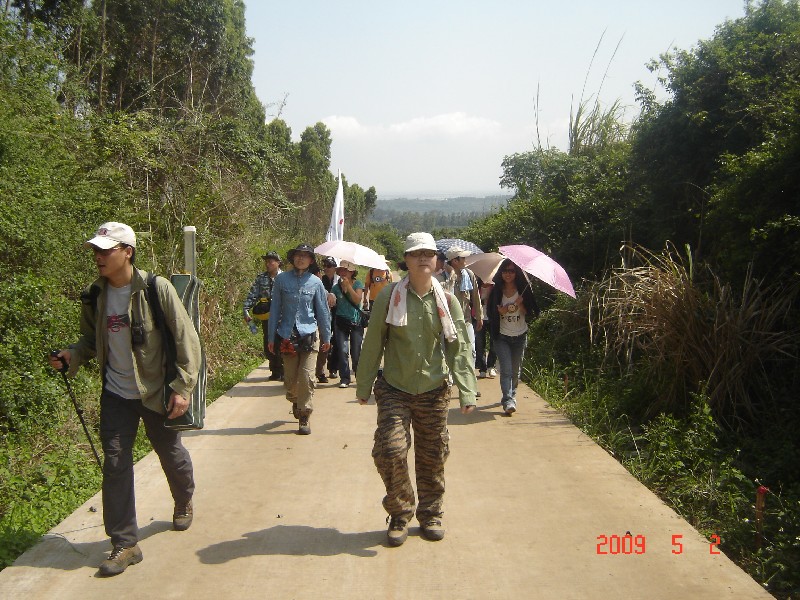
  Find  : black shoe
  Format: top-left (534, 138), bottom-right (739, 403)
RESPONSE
top-left (317, 374), bottom-right (329, 383)
top-left (268, 373), bottom-right (282, 381)
top-left (98, 544), bottom-right (143, 576)
top-left (328, 371), bottom-right (338, 379)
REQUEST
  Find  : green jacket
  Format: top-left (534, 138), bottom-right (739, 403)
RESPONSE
top-left (68, 266), bottom-right (202, 415)
top-left (356, 282), bottom-right (478, 407)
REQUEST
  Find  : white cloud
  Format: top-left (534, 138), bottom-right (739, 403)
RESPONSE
top-left (324, 112), bottom-right (503, 141)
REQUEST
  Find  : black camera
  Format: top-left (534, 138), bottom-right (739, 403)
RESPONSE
top-left (131, 322), bottom-right (145, 346)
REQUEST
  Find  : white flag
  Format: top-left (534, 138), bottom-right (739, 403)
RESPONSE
top-left (326, 170), bottom-right (344, 242)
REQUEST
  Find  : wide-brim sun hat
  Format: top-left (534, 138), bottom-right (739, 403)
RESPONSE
top-left (404, 232), bottom-right (437, 253)
top-left (84, 222), bottom-right (137, 249)
top-left (337, 260), bottom-right (357, 272)
top-left (286, 243), bottom-right (317, 264)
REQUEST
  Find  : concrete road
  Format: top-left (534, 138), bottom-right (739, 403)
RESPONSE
top-left (0, 364), bottom-right (772, 599)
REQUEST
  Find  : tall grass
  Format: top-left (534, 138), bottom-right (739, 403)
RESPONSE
top-left (524, 245), bottom-right (800, 597)
top-left (589, 243), bottom-right (798, 428)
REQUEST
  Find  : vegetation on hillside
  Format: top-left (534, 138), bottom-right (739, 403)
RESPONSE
top-left (463, 2), bottom-right (800, 595)
top-left (0, 1), bottom-right (381, 569)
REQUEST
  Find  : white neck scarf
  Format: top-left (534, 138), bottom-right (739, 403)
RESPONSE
top-left (385, 276), bottom-right (458, 342)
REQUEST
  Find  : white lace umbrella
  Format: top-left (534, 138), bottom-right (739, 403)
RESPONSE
top-left (314, 240), bottom-right (388, 270)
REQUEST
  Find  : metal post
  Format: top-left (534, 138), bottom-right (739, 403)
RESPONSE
top-left (183, 226), bottom-right (197, 276)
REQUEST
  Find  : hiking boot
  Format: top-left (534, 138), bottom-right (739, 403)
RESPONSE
top-left (478, 371), bottom-right (487, 379)
top-left (488, 368), bottom-right (497, 378)
top-left (173, 500), bottom-right (193, 531)
top-left (386, 515), bottom-right (408, 547)
top-left (98, 544), bottom-right (143, 576)
top-left (317, 373), bottom-right (329, 383)
top-left (298, 416), bottom-right (311, 435)
top-left (420, 517), bottom-right (445, 541)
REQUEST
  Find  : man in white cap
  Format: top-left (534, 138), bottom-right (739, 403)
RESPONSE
top-left (357, 232), bottom-right (477, 547)
top-left (49, 222), bottom-right (202, 577)
top-left (444, 246), bottom-right (483, 378)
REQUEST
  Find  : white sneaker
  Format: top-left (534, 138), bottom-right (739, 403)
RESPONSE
top-left (488, 368), bottom-right (497, 378)
top-left (478, 371), bottom-right (487, 379)
top-left (338, 382), bottom-right (349, 388)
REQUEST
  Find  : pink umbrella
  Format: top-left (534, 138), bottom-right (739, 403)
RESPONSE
top-left (499, 245), bottom-right (576, 298)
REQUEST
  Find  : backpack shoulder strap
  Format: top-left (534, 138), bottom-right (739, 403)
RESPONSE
top-left (146, 272), bottom-right (165, 330)
top-left (80, 284), bottom-right (101, 310)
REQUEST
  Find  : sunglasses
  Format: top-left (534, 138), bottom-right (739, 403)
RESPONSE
top-left (408, 250), bottom-right (437, 258)
top-left (92, 245), bottom-right (124, 256)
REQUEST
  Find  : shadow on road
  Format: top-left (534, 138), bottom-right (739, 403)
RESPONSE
top-left (225, 385), bottom-right (285, 398)
top-left (188, 420), bottom-right (297, 437)
top-left (12, 520), bottom-right (173, 571)
top-left (447, 405), bottom-right (497, 425)
top-left (196, 525), bottom-right (383, 561)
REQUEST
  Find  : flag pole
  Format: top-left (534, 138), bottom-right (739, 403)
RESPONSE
top-left (326, 169), bottom-right (345, 243)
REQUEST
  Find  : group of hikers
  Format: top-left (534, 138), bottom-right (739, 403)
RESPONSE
top-left (49, 222), bottom-right (538, 576)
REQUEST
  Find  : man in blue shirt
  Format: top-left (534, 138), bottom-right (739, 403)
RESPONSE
top-left (268, 243), bottom-right (331, 435)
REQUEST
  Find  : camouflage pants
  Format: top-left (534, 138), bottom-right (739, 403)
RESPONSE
top-left (371, 377), bottom-right (451, 523)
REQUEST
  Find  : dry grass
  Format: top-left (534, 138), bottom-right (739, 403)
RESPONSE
top-left (590, 243), bottom-right (798, 427)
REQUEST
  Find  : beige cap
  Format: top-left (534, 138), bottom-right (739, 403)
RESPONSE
top-left (446, 246), bottom-right (471, 260)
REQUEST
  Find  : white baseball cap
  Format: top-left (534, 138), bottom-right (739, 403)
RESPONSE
top-left (404, 232), bottom-right (437, 253)
top-left (84, 222), bottom-right (137, 249)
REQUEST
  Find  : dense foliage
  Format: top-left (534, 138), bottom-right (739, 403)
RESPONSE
top-left (0, 2), bottom-right (380, 569)
top-left (464, 2), bottom-right (800, 595)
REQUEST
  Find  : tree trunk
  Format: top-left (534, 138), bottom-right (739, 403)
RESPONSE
top-left (98, 0), bottom-right (107, 113)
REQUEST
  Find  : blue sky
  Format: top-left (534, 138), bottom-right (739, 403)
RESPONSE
top-left (244, 1), bottom-right (747, 197)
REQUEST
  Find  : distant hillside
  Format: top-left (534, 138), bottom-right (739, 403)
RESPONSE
top-left (373, 194), bottom-right (510, 216)
top-left (369, 194), bottom-right (511, 233)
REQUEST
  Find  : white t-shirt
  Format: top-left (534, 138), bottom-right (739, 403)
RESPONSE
top-left (499, 291), bottom-right (528, 337)
top-left (104, 284), bottom-right (141, 399)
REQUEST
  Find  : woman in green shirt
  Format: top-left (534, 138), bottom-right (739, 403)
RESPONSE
top-left (357, 232), bottom-right (477, 547)
top-left (331, 260), bottom-right (365, 388)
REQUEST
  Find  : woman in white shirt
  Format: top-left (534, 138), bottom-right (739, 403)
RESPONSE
top-left (487, 260), bottom-right (539, 415)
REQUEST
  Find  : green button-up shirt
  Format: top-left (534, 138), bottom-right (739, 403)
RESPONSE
top-left (356, 282), bottom-right (478, 407)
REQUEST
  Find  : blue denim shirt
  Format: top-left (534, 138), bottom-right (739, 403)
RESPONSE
top-left (268, 270), bottom-right (332, 344)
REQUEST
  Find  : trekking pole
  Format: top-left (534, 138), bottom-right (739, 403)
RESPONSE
top-left (50, 351), bottom-right (102, 470)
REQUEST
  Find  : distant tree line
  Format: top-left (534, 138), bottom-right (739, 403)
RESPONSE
top-left (370, 209), bottom-right (487, 232)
